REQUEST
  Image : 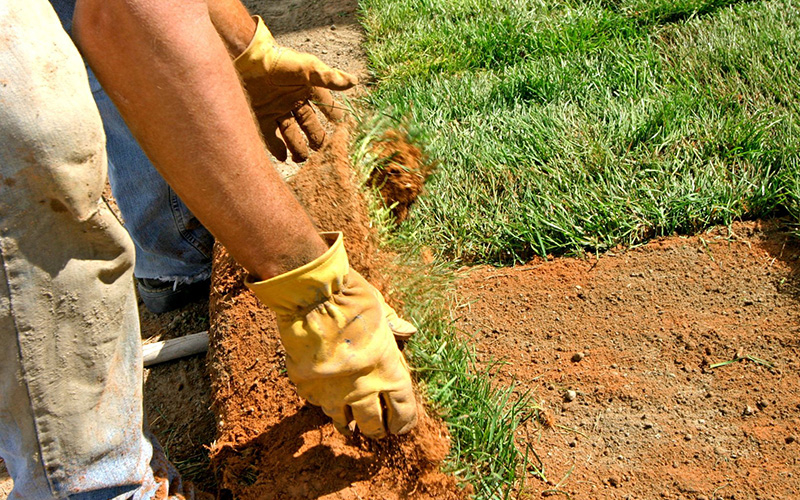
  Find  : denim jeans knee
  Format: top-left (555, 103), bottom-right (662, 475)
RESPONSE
top-left (0, 2), bottom-right (159, 498)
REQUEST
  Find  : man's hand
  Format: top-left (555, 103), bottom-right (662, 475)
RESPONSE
top-left (234, 17), bottom-right (358, 162)
top-left (246, 232), bottom-right (418, 439)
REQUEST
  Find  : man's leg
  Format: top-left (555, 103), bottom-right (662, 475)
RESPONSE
top-left (0, 1), bottom-right (158, 497)
top-left (50, 0), bottom-right (215, 314)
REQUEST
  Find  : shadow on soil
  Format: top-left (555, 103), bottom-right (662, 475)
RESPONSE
top-left (212, 406), bottom-right (380, 499)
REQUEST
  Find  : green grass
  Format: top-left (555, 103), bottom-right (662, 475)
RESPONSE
top-left (389, 252), bottom-right (536, 499)
top-left (360, 0), bottom-right (800, 265)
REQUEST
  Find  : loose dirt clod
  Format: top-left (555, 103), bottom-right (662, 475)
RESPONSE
top-left (368, 129), bottom-right (433, 223)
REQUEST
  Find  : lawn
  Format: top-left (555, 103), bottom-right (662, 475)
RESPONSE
top-left (360, 0), bottom-right (800, 264)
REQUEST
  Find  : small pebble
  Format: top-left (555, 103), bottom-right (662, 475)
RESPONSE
top-left (684, 433), bottom-right (693, 441)
top-left (786, 436), bottom-right (796, 444)
top-left (608, 477), bottom-right (620, 487)
top-left (564, 389), bottom-right (577, 402)
top-left (743, 405), bottom-right (755, 416)
top-left (330, 24), bottom-right (337, 30)
top-left (571, 352), bottom-right (585, 362)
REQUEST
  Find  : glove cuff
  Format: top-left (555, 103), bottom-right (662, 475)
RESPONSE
top-left (245, 232), bottom-right (348, 313)
top-left (233, 16), bottom-right (278, 79)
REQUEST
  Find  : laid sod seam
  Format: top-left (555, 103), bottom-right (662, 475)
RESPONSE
top-left (351, 116), bottom-right (537, 499)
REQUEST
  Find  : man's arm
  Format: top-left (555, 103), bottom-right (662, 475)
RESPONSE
top-left (72, 0), bottom-right (417, 438)
top-left (72, 0), bottom-right (327, 280)
top-left (206, 0), bottom-right (256, 56)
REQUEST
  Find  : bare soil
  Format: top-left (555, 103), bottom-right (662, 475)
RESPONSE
top-left (454, 220), bottom-right (800, 499)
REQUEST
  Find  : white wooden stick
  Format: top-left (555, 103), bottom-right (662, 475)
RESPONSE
top-left (143, 331), bottom-right (209, 367)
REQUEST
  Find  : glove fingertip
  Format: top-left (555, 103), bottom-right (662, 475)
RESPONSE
top-left (330, 71), bottom-right (359, 91)
top-left (333, 421), bottom-right (354, 437)
top-left (291, 149), bottom-right (309, 163)
top-left (393, 416), bottom-right (418, 436)
top-left (387, 405), bottom-right (418, 435)
top-left (294, 104), bottom-right (326, 150)
top-left (388, 318), bottom-right (418, 340)
top-left (310, 66), bottom-right (359, 91)
top-left (384, 386), bottom-right (418, 435)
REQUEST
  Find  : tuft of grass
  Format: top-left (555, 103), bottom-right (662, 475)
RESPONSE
top-left (359, 0), bottom-right (800, 264)
top-left (352, 117), bottom-right (537, 499)
top-left (394, 252), bottom-right (536, 499)
top-left (709, 352), bottom-right (775, 369)
top-left (173, 452), bottom-right (212, 486)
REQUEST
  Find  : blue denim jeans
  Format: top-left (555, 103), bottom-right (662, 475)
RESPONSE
top-left (52, 0), bottom-right (214, 285)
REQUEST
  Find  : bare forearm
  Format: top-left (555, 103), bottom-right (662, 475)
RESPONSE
top-left (73, 0), bottom-right (327, 279)
top-left (206, 0), bottom-right (255, 56)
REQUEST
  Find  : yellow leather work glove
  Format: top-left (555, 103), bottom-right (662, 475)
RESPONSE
top-left (246, 232), bottom-right (418, 438)
top-left (234, 17), bottom-right (358, 163)
top-left (379, 292), bottom-right (418, 341)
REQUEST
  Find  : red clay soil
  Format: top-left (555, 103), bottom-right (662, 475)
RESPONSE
top-left (454, 220), bottom-right (800, 499)
top-left (368, 129), bottom-right (432, 223)
top-left (207, 125), bottom-right (466, 499)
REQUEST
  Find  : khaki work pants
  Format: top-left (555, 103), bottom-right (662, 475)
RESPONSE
top-left (0, 1), bottom-right (159, 498)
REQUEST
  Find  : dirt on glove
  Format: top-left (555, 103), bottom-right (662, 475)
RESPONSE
top-left (207, 125), bottom-right (466, 499)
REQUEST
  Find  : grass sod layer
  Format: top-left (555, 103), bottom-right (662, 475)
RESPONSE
top-left (352, 121), bottom-right (536, 500)
top-left (359, 0), bottom-right (800, 265)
